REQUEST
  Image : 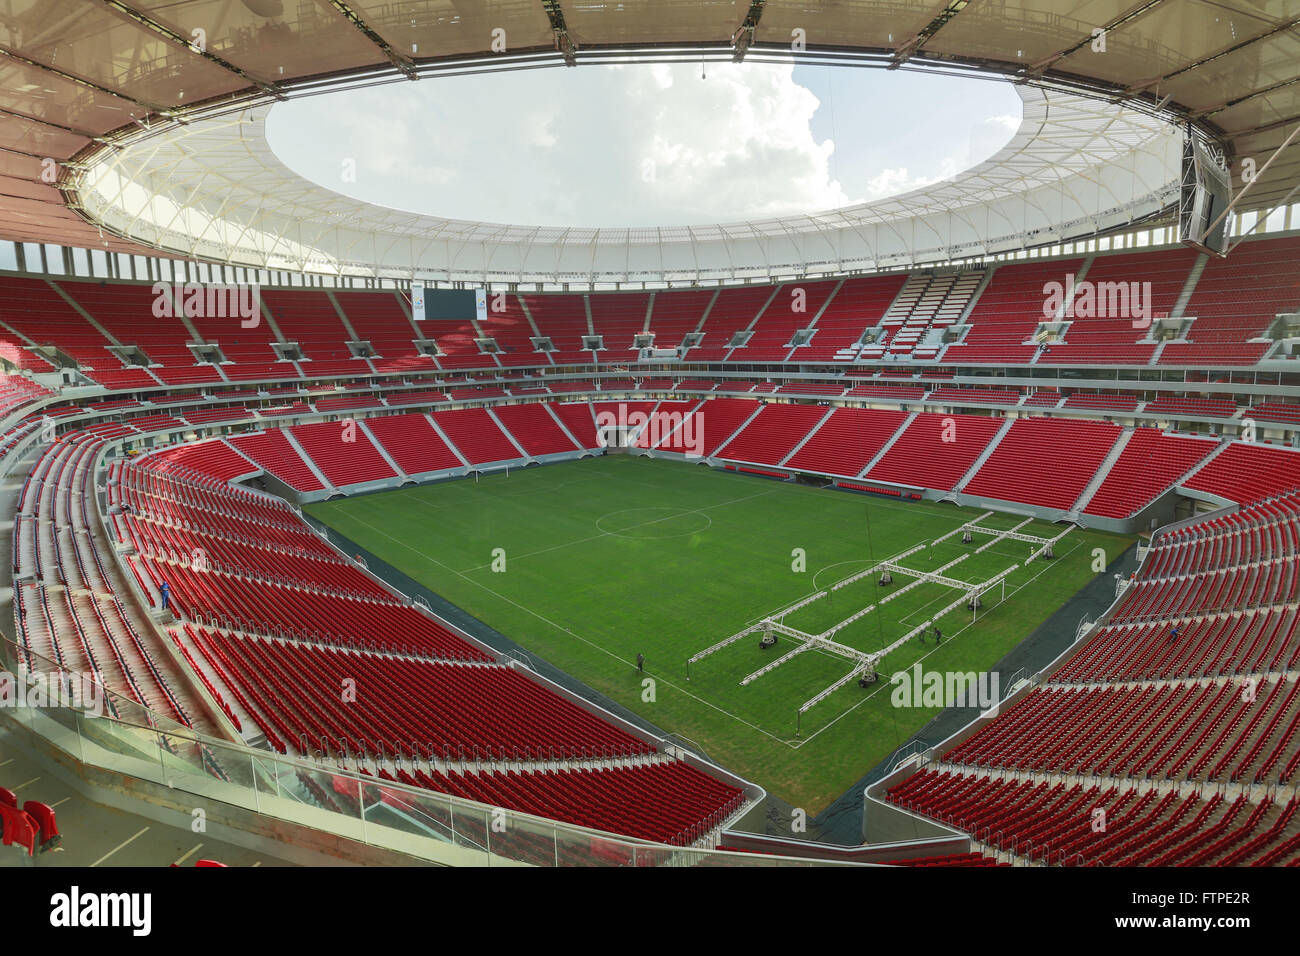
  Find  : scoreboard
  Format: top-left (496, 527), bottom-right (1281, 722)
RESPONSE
top-left (412, 285), bottom-right (486, 321)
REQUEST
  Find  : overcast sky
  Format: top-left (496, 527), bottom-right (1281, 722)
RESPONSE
top-left (266, 63), bottom-right (1021, 228)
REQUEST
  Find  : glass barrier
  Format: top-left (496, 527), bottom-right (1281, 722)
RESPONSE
top-left (0, 633), bottom-right (844, 867)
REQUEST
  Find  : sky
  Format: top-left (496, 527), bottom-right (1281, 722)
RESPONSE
top-left (265, 62), bottom-right (1022, 229)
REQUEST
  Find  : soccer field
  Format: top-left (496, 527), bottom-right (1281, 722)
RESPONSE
top-left (306, 455), bottom-right (1133, 811)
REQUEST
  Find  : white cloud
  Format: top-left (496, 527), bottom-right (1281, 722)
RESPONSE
top-left (857, 155), bottom-right (971, 202)
top-left (266, 63), bottom-right (1021, 227)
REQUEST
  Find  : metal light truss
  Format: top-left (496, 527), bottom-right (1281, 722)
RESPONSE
top-left (691, 515), bottom-right (1071, 725)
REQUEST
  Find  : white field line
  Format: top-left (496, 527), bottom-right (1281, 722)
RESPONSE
top-left (452, 486), bottom-right (782, 572)
top-left (330, 510), bottom-right (801, 749)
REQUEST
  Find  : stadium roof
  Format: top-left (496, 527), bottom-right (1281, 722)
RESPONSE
top-left (74, 85), bottom-right (1179, 283)
top-left (3, 1), bottom-right (1297, 280)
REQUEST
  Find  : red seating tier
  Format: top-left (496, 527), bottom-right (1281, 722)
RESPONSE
top-left (290, 420), bottom-right (397, 485)
top-left (963, 417), bottom-right (1120, 509)
top-left (864, 413), bottom-right (1003, 490)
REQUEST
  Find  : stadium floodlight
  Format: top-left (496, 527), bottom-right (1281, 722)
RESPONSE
top-left (731, 1), bottom-right (766, 63)
top-left (890, 0), bottom-right (971, 69)
top-left (541, 0), bottom-right (579, 67)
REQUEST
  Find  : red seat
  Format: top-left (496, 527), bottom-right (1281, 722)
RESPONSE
top-left (0, 803), bottom-right (37, 856)
top-left (22, 801), bottom-right (60, 853)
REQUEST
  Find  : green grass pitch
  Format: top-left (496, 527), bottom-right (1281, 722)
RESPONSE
top-left (306, 455), bottom-right (1133, 811)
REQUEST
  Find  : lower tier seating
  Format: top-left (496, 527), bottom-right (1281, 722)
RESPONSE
top-left (885, 496), bottom-right (1300, 866)
top-left (1184, 442), bottom-right (1300, 505)
top-left (713, 402), bottom-right (830, 466)
top-left (1083, 430), bottom-right (1217, 518)
top-left (963, 417), bottom-right (1120, 509)
top-left (784, 407), bottom-right (909, 476)
top-left (863, 413), bottom-right (1004, 490)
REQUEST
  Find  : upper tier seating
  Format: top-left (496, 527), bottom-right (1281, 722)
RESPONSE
top-left (521, 294), bottom-right (588, 365)
top-left (807, 273), bottom-right (910, 362)
top-left (332, 291), bottom-right (434, 374)
top-left (184, 292), bottom-right (296, 383)
top-left (0, 276), bottom-right (139, 383)
top-left (0, 277), bottom-right (59, 372)
top-left (60, 280), bottom-right (222, 385)
top-left (648, 290), bottom-right (713, 356)
top-left (263, 290), bottom-right (371, 377)
top-left (429, 318), bottom-right (486, 370)
top-left (477, 295), bottom-right (541, 367)
top-left (942, 258), bottom-right (1083, 365)
top-left (0, 241), bottom-right (1293, 386)
top-left (738, 283), bottom-right (836, 362)
top-left (691, 287), bottom-right (772, 362)
top-left (1160, 236), bottom-right (1300, 365)
top-left (589, 292), bottom-right (649, 362)
top-left (1035, 248), bottom-right (1197, 365)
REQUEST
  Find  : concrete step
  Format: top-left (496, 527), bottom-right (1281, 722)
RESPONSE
top-left (954, 417), bottom-right (1015, 492)
top-left (1072, 426), bottom-right (1135, 513)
